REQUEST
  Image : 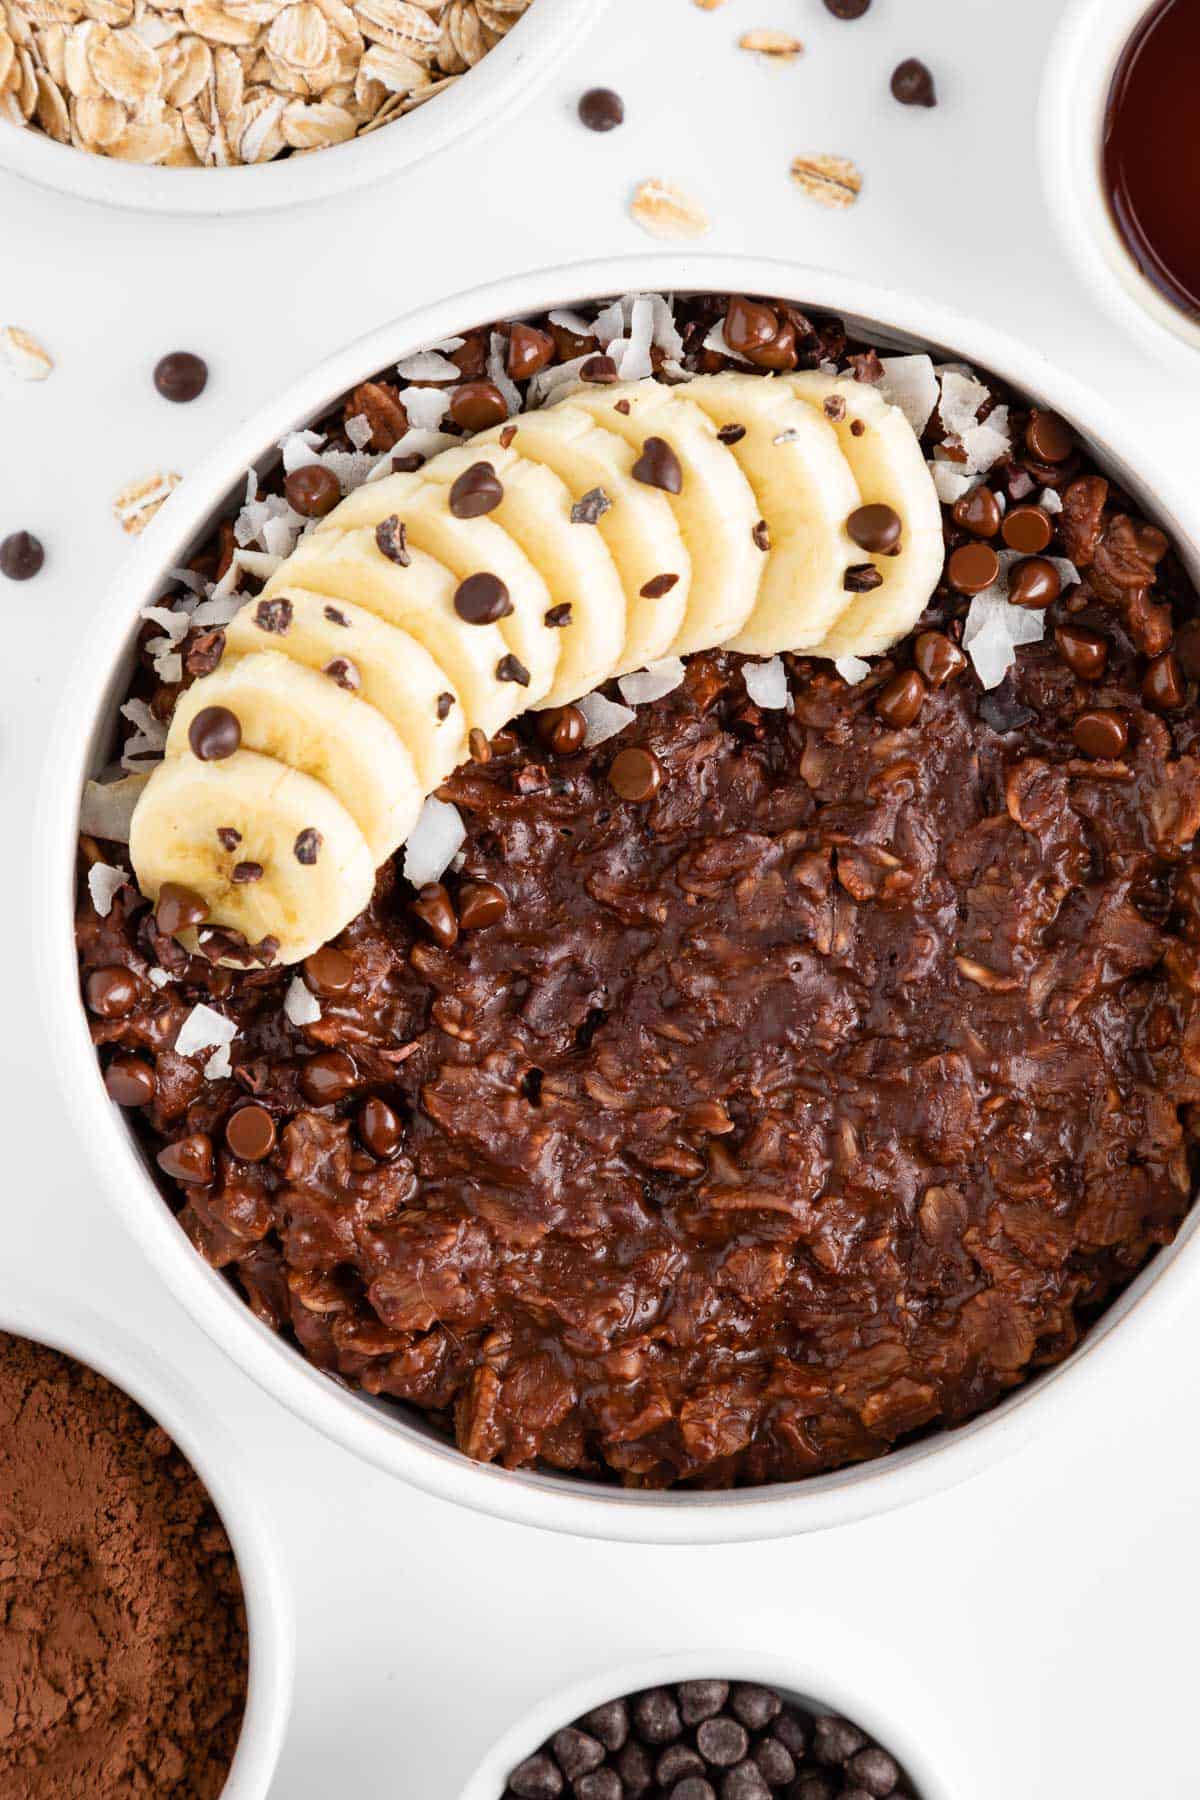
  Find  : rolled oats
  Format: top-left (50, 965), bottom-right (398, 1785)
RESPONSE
top-left (739, 29), bottom-right (802, 59)
top-left (789, 152), bottom-right (863, 208)
top-left (0, 324), bottom-right (54, 379)
top-left (2, 0), bottom-right (528, 160)
top-left (629, 177), bottom-right (711, 242)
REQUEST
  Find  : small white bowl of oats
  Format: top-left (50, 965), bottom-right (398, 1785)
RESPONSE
top-left (0, 0), bottom-right (602, 212)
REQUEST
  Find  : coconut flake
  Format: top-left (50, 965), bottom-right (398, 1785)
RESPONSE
top-left (1040, 487), bottom-right (1064, 515)
top-left (878, 355), bottom-right (939, 435)
top-left (591, 298), bottom-right (627, 346)
top-left (399, 385), bottom-right (451, 432)
top-left (617, 296), bottom-right (655, 382)
top-left (174, 1002), bottom-right (237, 1060)
top-left (86, 861), bottom-right (128, 917)
top-left (140, 604), bottom-right (189, 643)
top-left (403, 796), bottom-right (466, 888)
top-left (396, 349), bottom-right (461, 383)
top-left (119, 698), bottom-right (167, 769)
top-left (833, 655), bottom-right (871, 686)
top-left (430, 335), bottom-right (466, 354)
top-left (167, 566), bottom-right (208, 598)
top-left (548, 307), bottom-right (596, 339)
top-left (486, 332), bottom-right (522, 417)
top-left (1050, 556), bottom-right (1081, 589)
top-left (345, 413), bottom-right (374, 450)
top-left (961, 419), bottom-right (1011, 477)
top-left (191, 593), bottom-right (243, 627)
top-left (649, 294), bottom-right (685, 363)
top-left (962, 559), bottom-right (1047, 690)
top-left (284, 976), bottom-right (321, 1027)
top-left (80, 772), bottom-right (149, 843)
top-left (618, 657), bottom-right (685, 705)
top-left (235, 549), bottom-right (284, 580)
top-left (530, 355), bottom-right (592, 407)
top-left (280, 429), bottom-right (325, 473)
top-left (741, 657), bottom-right (789, 708)
top-left (148, 967), bottom-right (173, 989)
top-left (939, 370), bottom-right (990, 438)
top-left (929, 462), bottom-right (974, 504)
top-left (577, 690), bottom-right (636, 747)
top-left (205, 1042), bottom-right (234, 1080)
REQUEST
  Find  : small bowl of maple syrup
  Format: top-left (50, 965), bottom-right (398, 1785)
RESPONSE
top-left (1041, 0), bottom-right (1200, 359)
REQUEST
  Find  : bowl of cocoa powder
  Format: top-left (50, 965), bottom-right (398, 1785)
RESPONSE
top-left (0, 1288), bottom-right (292, 1799)
top-left (42, 253), bottom-right (1200, 1545)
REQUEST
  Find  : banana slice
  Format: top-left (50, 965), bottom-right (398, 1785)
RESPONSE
top-left (166, 650), bottom-right (423, 864)
top-left (786, 371), bottom-right (945, 658)
top-left (684, 373), bottom-right (863, 654)
top-left (225, 588), bottom-right (467, 790)
top-left (471, 403), bottom-right (691, 675)
top-left (564, 380), bottom-right (764, 656)
top-left (402, 442), bottom-right (627, 711)
top-left (313, 478), bottom-right (559, 710)
top-left (263, 533), bottom-right (516, 738)
top-left (130, 748), bottom-right (374, 967)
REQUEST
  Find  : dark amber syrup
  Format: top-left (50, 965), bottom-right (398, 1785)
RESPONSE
top-left (1102, 0), bottom-right (1200, 319)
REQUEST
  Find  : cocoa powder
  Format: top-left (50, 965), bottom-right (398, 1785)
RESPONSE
top-left (0, 1331), bottom-right (248, 1798)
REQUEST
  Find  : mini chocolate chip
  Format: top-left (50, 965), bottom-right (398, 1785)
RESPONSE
top-left (615, 399), bottom-right (631, 414)
top-left (581, 1700), bottom-right (629, 1753)
top-left (720, 1763), bottom-right (770, 1800)
top-left (156, 882), bottom-right (209, 937)
top-left (1143, 651), bottom-right (1185, 710)
top-left (375, 514), bottom-right (411, 566)
top-left (499, 424), bottom-right (518, 448)
top-left (153, 351), bottom-right (208, 402)
top-left (850, 418), bottom-right (866, 436)
top-left (1025, 409), bottom-right (1074, 463)
top-left (914, 629), bottom-right (966, 688)
top-left (458, 880), bottom-right (507, 928)
top-left (411, 881), bottom-right (458, 947)
top-left (86, 966), bottom-right (140, 1019)
top-left (324, 605), bottom-right (350, 626)
top-left (844, 563), bottom-right (883, 592)
top-left (1073, 707), bottom-right (1129, 758)
top-left (752, 520), bottom-right (771, 552)
top-left (1002, 503), bottom-right (1053, 554)
top-left (0, 530), bottom-right (44, 580)
top-left (1054, 622), bottom-right (1108, 680)
top-left (225, 1103), bottom-right (275, 1162)
top-left (824, 394), bottom-right (847, 422)
top-left (745, 316), bottom-right (797, 372)
top-left (538, 704), bottom-right (587, 754)
top-left (359, 1096), bottom-right (403, 1159)
top-left (1007, 556), bottom-right (1061, 609)
top-left (723, 296), bottom-right (779, 356)
top-left (456, 571), bottom-right (512, 624)
top-left (449, 379), bottom-right (509, 433)
top-left (753, 1737), bottom-right (796, 1786)
top-left (578, 85), bottom-right (624, 130)
top-left (437, 692), bottom-right (455, 720)
top-left (845, 1748), bottom-right (901, 1796)
top-left (730, 1686), bottom-right (782, 1731)
top-left (672, 1783), bottom-right (717, 1800)
top-left (299, 1048), bottom-right (358, 1105)
top-left (616, 1741), bottom-right (654, 1798)
top-left (770, 1713), bottom-right (808, 1760)
top-left (254, 597), bottom-right (292, 634)
top-left (156, 1132), bottom-right (213, 1185)
top-left (449, 460), bottom-right (504, 518)
top-left (572, 487), bottom-right (612, 524)
top-left (545, 602), bottom-right (573, 627)
top-left (188, 703), bottom-right (241, 761)
top-left (105, 1055), bottom-right (157, 1106)
top-left (640, 572), bottom-right (680, 599)
top-left (717, 423), bottom-right (746, 445)
top-left (632, 436), bottom-right (683, 494)
top-left (293, 828), bottom-right (322, 864)
top-left (609, 745), bottom-right (662, 802)
top-left (323, 656), bottom-right (361, 690)
top-left (284, 463), bottom-right (341, 518)
top-left (508, 1753), bottom-right (563, 1800)
top-left (952, 486), bottom-right (1002, 538)
top-left (580, 354), bottom-right (619, 384)
top-left (874, 669), bottom-right (927, 727)
top-left (891, 57), bottom-right (936, 105)
top-left (552, 1729), bottom-right (605, 1780)
top-left (813, 1717), bottom-right (867, 1766)
top-left (575, 1774), bottom-right (621, 1800)
top-left (497, 653), bottom-right (530, 685)
top-left (679, 1682), bottom-right (730, 1726)
top-left (304, 947), bottom-right (353, 995)
top-left (847, 503), bottom-right (902, 553)
top-left (823, 0), bottom-right (870, 15)
top-left (947, 541), bottom-right (1000, 594)
top-left (391, 452), bottom-right (425, 473)
top-left (231, 860), bottom-right (263, 883)
top-left (633, 1689), bottom-right (682, 1744)
top-left (658, 1747), bottom-right (705, 1786)
top-left (507, 323), bottom-right (555, 381)
top-left (697, 1718), bottom-right (749, 1767)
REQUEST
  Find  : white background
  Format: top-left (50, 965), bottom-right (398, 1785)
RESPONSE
top-left (3, 1), bottom-right (1199, 1795)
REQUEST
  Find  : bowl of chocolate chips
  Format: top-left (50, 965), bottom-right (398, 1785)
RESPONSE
top-left (45, 253), bottom-right (1200, 1543)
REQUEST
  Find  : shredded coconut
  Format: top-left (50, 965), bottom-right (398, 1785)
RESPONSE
top-left (284, 976), bottom-right (321, 1027)
top-left (618, 657), bottom-right (686, 705)
top-left (86, 861), bottom-right (128, 918)
top-left (403, 796), bottom-right (466, 888)
top-left (743, 657), bottom-right (789, 708)
top-left (577, 690), bottom-right (637, 747)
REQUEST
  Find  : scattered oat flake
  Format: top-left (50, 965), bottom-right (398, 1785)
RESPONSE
top-left (630, 178), bottom-right (710, 242)
top-left (87, 862), bottom-right (128, 918)
top-left (739, 30), bottom-right (802, 59)
top-left (693, 0), bottom-right (727, 8)
top-left (1, 326), bottom-right (53, 381)
top-left (284, 975), bottom-right (321, 1027)
top-left (113, 471), bottom-right (181, 534)
top-left (790, 153), bottom-right (862, 209)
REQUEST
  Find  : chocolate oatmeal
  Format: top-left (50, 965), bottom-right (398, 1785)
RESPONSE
top-left (77, 293), bottom-right (1200, 1488)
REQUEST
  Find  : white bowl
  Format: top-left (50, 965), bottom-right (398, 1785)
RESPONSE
top-left (0, 0), bottom-right (604, 215)
top-left (38, 251), bottom-right (1200, 1544)
top-left (458, 1649), bottom-right (964, 1800)
top-left (1040, 0), bottom-right (1200, 362)
top-left (0, 1283), bottom-right (293, 1800)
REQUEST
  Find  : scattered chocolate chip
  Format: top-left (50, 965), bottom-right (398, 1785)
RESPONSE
top-left (721, 1762), bottom-right (771, 1800)
top-left (188, 704), bottom-right (241, 762)
top-left (580, 354), bottom-right (619, 384)
top-left (1008, 556), bottom-right (1061, 609)
top-left (0, 530), bottom-right (44, 580)
top-left (391, 452), bottom-right (425, 473)
top-left (913, 629), bottom-right (966, 688)
top-left (156, 1132), bottom-right (213, 1184)
top-left (581, 1702), bottom-right (630, 1754)
top-left (730, 1687), bottom-right (782, 1732)
top-left (874, 669), bottom-right (927, 727)
top-left (823, 0), bottom-right (870, 15)
top-left (458, 879), bottom-right (507, 928)
top-left (608, 745), bottom-right (662, 802)
top-left (1073, 707), bottom-right (1129, 758)
top-left (1025, 409), bottom-right (1074, 463)
top-left (499, 424), bottom-right (518, 450)
top-left (293, 828), bottom-right (322, 864)
top-left (323, 656), bottom-right (361, 690)
top-left (86, 966), bottom-right (139, 1019)
top-left (850, 418), bottom-right (866, 436)
top-left (507, 323), bottom-right (555, 381)
top-left (253, 597), bottom-right (292, 634)
top-left (436, 692), bottom-right (455, 720)
top-left (633, 436), bottom-right (683, 494)
top-left (578, 86), bottom-right (624, 131)
top-left (538, 704), bottom-right (587, 754)
top-left (449, 460), bottom-right (504, 518)
top-left (411, 881), bottom-right (458, 947)
top-left (679, 1683), bottom-right (730, 1727)
top-left (375, 514), bottom-right (411, 566)
top-left (324, 605), bottom-right (350, 627)
top-left (947, 541), bottom-right (1000, 594)
top-left (633, 1691), bottom-right (682, 1745)
top-left (952, 485), bottom-right (1002, 539)
top-left (1144, 651), bottom-right (1185, 710)
top-left (813, 1718), bottom-right (867, 1767)
top-left (156, 882), bottom-right (209, 937)
top-left (845, 1747), bottom-right (901, 1796)
top-left (891, 57), bottom-right (936, 106)
top-left (575, 1773), bottom-right (621, 1800)
top-left (847, 503), bottom-right (902, 554)
top-left (848, 349), bottom-right (883, 384)
top-left (304, 946), bottom-right (353, 994)
top-left (299, 1049), bottom-right (359, 1106)
top-left (658, 1746), bottom-right (705, 1786)
top-left (723, 296), bottom-right (779, 356)
top-left (455, 571), bottom-right (512, 624)
top-left (359, 1096), bottom-right (403, 1159)
top-left (545, 602), bottom-right (573, 627)
top-left (104, 1055), bottom-right (157, 1106)
top-left (231, 861), bottom-right (263, 883)
top-left (640, 572), bottom-right (680, 598)
top-left (672, 1783), bottom-right (716, 1800)
top-left (509, 1752), bottom-right (564, 1799)
top-left (225, 1103), bottom-right (275, 1162)
top-left (752, 520), bottom-right (771, 552)
top-left (1002, 503), bottom-right (1053, 554)
top-left (697, 1718), bottom-right (749, 1767)
top-left (450, 379), bottom-right (509, 433)
top-left (153, 351), bottom-right (208, 402)
top-left (615, 399), bottom-right (631, 415)
top-left (284, 463), bottom-right (341, 518)
top-left (753, 1737), bottom-right (796, 1787)
top-left (496, 653), bottom-right (530, 685)
top-left (571, 487), bottom-right (612, 525)
top-left (844, 563), bottom-right (883, 592)
top-left (1054, 622), bottom-right (1109, 680)
top-left (717, 423), bottom-right (746, 445)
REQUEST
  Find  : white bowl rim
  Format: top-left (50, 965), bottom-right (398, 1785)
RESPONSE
top-left (0, 0), bottom-right (604, 216)
top-left (0, 1281), bottom-right (293, 1800)
top-left (37, 249), bottom-right (1200, 1545)
top-left (1039, 0), bottom-right (1200, 361)
top-left (458, 1647), bottom-right (967, 1800)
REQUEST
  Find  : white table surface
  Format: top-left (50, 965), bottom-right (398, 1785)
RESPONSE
top-left (4, 1), bottom-right (1199, 1795)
